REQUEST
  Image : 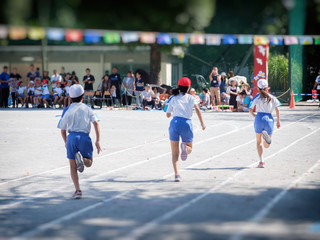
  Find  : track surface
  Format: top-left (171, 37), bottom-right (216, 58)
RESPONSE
top-left (0, 107), bottom-right (320, 240)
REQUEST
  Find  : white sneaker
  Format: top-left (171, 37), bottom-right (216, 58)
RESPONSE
top-left (262, 130), bottom-right (271, 145)
top-left (175, 174), bottom-right (182, 182)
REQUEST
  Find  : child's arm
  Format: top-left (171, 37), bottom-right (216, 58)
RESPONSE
top-left (61, 130), bottom-right (67, 148)
top-left (93, 121), bottom-right (102, 154)
top-left (194, 105), bottom-right (206, 130)
top-left (249, 108), bottom-right (256, 118)
top-left (275, 107), bottom-right (280, 128)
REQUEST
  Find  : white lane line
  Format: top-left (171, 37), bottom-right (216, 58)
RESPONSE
top-left (122, 127), bottom-right (320, 240)
top-left (0, 121), bottom-right (223, 187)
top-left (230, 158), bottom-right (320, 240)
top-left (0, 123), bottom-right (245, 210)
top-left (13, 117), bottom-right (318, 239)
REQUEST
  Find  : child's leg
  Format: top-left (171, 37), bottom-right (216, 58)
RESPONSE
top-left (263, 134), bottom-right (271, 149)
top-left (54, 96), bottom-right (58, 104)
top-left (256, 133), bottom-right (263, 159)
top-left (185, 142), bottom-right (193, 154)
top-left (83, 157), bottom-right (93, 167)
top-left (64, 97), bottom-right (67, 107)
top-left (69, 159), bottom-right (80, 191)
top-left (170, 141), bottom-right (180, 175)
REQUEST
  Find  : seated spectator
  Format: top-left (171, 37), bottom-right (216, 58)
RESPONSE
top-left (26, 81), bottom-right (35, 108)
top-left (96, 75), bottom-right (111, 107)
top-left (110, 85), bottom-right (117, 106)
top-left (152, 87), bottom-right (161, 109)
top-left (189, 88), bottom-right (200, 105)
top-left (70, 71), bottom-right (79, 84)
top-left (200, 88), bottom-right (211, 109)
top-left (236, 90), bottom-right (251, 112)
top-left (64, 80), bottom-right (72, 108)
top-left (142, 84), bottom-right (155, 110)
top-left (41, 80), bottom-right (51, 108)
top-left (53, 81), bottom-right (64, 108)
top-left (221, 92), bottom-right (230, 104)
top-left (16, 81), bottom-right (27, 108)
top-left (10, 77), bottom-right (19, 108)
top-left (226, 79), bottom-right (240, 111)
top-left (159, 88), bottom-right (169, 109)
top-left (122, 71), bottom-right (135, 106)
top-left (34, 80), bottom-right (43, 108)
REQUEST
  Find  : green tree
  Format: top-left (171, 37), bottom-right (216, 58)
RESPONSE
top-left (268, 54), bottom-right (289, 91)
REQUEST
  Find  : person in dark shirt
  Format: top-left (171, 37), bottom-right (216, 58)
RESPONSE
top-left (0, 66), bottom-right (10, 108)
top-left (109, 66), bottom-right (122, 106)
top-left (42, 70), bottom-right (51, 83)
top-left (9, 67), bottom-right (22, 80)
top-left (60, 66), bottom-right (66, 81)
top-left (71, 71), bottom-right (79, 85)
top-left (27, 64), bottom-right (40, 82)
top-left (83, 68), bottom-right (95, 108)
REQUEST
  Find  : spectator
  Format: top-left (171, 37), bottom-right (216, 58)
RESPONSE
top-left (26, 80), bottom-right (35, 108)
top-left (41, 80), bottom-right (50, 108)
top-left (83, 68), bottom-right (95, 108)
top-left (27, 64), bottom-right (40, 82)
top-left (200, 87), bottom-right (211, 109)
top-left (227, 79), bottom-right (240, 111)
top-left (209, 66), bottom-right (221, 106)
top-left (240, 83), bottom-right (252, 96)
top-left (0, 66), bottom-right (10, 108)
top-left (42, 71), bottom-right (50, 83)
top-left (189, 88), bottom-right (200, 105)
top-left (237, 91), bottom-right (251, 112)
top-left (97, 75), bottom-right (111, 107)
top-left (134, 70), bottom-right (145, 109)
top-left (71, 71), bottom-right (79, 84)
top-left (60, 66), bottom-right (66, 81)
top-left (51, 69), bottom-right (62, 89)
top-left (10, 77), bottom-right (19, 108)
top-left (53, 81), bottom-right (64, 108)
top-left (152, 87), bottom-right (161, 109)
top-left (36, 67), bottom-right (41, 78)
top-left (142, 84), bottom-right (155, 109)
top-left (221, 92), bottom-right (230, 104)
top-left (16, 81), bottom-right (27, 108)
top-left (63, 72), bottom-right (71, 86)
top-left (10, 67), bottom-right (22, 81)
top-left (220, 72), bottom-right (228, 94)
top-left (109, 66), bottom-right (122, 106)
top-left (228, 70), bottom-right (235, 81)
top-left (110, 85), bottom-right (117, 106)
top-left (122, 71), bottom-right (134, 106)
top-left (313, 70), bottom-right (320, 105)
top-left (64, 80), bottom-right (72, 108)
top-left (34, 80), bottom-right (42, 108)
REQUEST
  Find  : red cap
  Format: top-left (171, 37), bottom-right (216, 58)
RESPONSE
top-left (42, 80), bottom-right (47, 84)
top-left (17, 81), bottom-right (22, 86)
top-left (178, 77), bottom-right (191, 87)
top-left (35, 80), bottom-right (40, 84)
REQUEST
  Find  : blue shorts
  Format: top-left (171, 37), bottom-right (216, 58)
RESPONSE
top-left (66, 132), bottom-right (93, 160)
top-left (254, 112), bottom-right (274, 135)
top-left (169, 116), bottom-right (193, 142)
top-left (42, 94), bottom-right (50, 99)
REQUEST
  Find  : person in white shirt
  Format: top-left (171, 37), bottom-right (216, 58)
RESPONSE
top-left (200, 87), bottom-right (211, 109)
top-left (34, 80), bottom-right (43, 107)
top-left (249, 79), bottom-right (281, 168)
top-left (313, 71), bottom-right (320, 106)
top-left (41, 80), bottom-right (50, 107)
top-left (16, 81), bottom-right (27, 107)
top-left (142, 84), bottom-right (155, 109)
top-left (53, 81), bottom-right (64, 108)
top-left (166, 77), bottom-right (206, 182)
top-left (51, 69), bottom-right (62, 89)
top-left (58, 84), bottom-right (101, 199)
top-left (26, 81), bottom-right (35, 108)
top-left (64, 80), bottom-right (72, 108)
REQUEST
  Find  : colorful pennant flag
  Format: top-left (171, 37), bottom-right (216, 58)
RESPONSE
top-left (46, 28), bottom-right (64, 41)
top-left (122, 32), bottom-right (139, 43)
top-left (157, 33), bottom-right (172, 45)
top-left (65, 29), bottom-right (83, 42)
top-left (0, 25), bottom-right (8, 39)
top-left (284, 36), bottom-right (298, 45)
top-left (314, 37), bottom-right (320, 45)
top-left (269, 36), bottom-right (283, 45)
top-left (173, 33), bottom-right (188, 44)
top-left (28, 27), bottom-right (46, 40)
top-left (84, 30), bottom-right (102, 43)
top-left (205, 34), bottom-right (221, 45)
top-left (103, 32), bottom-right (121, 44)
top-left (140, 32), bottom-right (156, 44)
top-left (238, 35), bottom-right (253, 44)
top-left (254, 36), bottom-right (269, 45)
top-left (9, 26), bottom-right (27, 40)
top-left (222, 35), bottom-right (237, 44)
top-left (299, 36), bottom-right (313, 45)
top-left (190, 34), bottom-right (205, 44)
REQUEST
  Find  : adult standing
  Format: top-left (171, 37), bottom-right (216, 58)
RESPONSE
top-left (71, 71), bottom-right (79, 85)
top-left (51, 69), bottom-right (62, 90)
top-left (42, 71), bottom-right (50, 83)
top-left (27, 64), bottom-right (40, 82)
top-left (0, 66), bottom-right (10, 108)
top-left (313, 70), bottom-right (320, 107)
top-left (209, 66), bottom-right (221, 106)
top-left (122, 71), bottom-right (135, 106)
top-left (60, 66), bottom-right (66, 81)
top-left (226, 79), bottom-right (240, 111)
top-left (109, 66), bottom-right (122, 106)
top-left (83, 68), bottom-right (95, 108)
top-left (10, 67), bottom-right (22, 81)
top-left (134, 70), bottom-right (145, 109)
top-left (219, 72), bottom-right (228, 94)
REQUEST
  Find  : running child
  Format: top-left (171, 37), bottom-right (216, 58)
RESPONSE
top-left (166, 77), bottom-right (206, 182)
top-left (249, 79), bottom-right (280, 168)
top-left (58, 84), bottom-right (102, 199)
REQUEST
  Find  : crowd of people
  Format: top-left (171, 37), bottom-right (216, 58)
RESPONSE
top-left (0, 64), bottom-right (254, 112)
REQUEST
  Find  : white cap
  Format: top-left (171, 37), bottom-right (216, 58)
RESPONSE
top-left (29, 81), bottom-right (34, 84)
top-left (190, 88), bottom-right (195, 92)
top-left (257, 79), bottom-right (268, 89)
top-left (221, 72), bottom-right (226, 76)
top-left (69, 84), bottom-right (84, 98)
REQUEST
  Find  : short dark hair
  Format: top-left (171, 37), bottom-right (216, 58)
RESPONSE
top-left (3, 66), bottom-right (8, 69)
top-left (239, 90), bottom-right (247, 96)
top-left (71, 94), bottom-right (84, 103)
top-left (203, 87), bottom-right (209, 93)
top-left (86, 68), bottom-right (90, 71)
top-left (112, 66), bottom-right (118, 70)
top-left (171, 85), bottom-right (189, 96)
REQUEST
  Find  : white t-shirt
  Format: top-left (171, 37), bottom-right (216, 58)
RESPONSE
top-left (315, 76), bottom-right (320, 90)
top-left (226, 86), bottom-right (240, 94)
top-left (202, 93), bottom-right (210, 106)
top-left (65, 86), bottom-right (70, 95)
top-left (142, 90), bottom-right (154, 101)
top-left (250, 93), bottom-right (280, 113)
top-left (42, 84), bottom-right (50, 95)
top-left (167, 93), bottom-right (198, 119)
top-left (54, 87), bottom-right (64, 96)
top-left (58, 102), bottom-right (97, 134)
top-left (51, 74), bottom-right (62, 88)
top-left (17, 86), bottom-right (26, 95)
top-left (34, 87), bottom-right (42, 95)
top-left (27, 87), bottom-right (35, 94)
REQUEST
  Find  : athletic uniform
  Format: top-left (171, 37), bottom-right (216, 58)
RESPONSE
top-left (58, 103), bottom-right (97, 160)
top-left (250, 93), bottom-right (280, 135)
top-left (34, 87), bottom-right (42, 97)
top-left (167, 93), bottom-right (198, 143)
top-left (41, 84), bottom-right (50, 99)
top-left (54, 87), bottom-right (64, 97)
top-left (17, 86), bottom-right (26, 98)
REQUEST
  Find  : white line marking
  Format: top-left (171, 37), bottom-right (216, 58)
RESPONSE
top-left (13, 118), bottom-right (319, 239)
top-left (230, 158), bottom-right (320, 240)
